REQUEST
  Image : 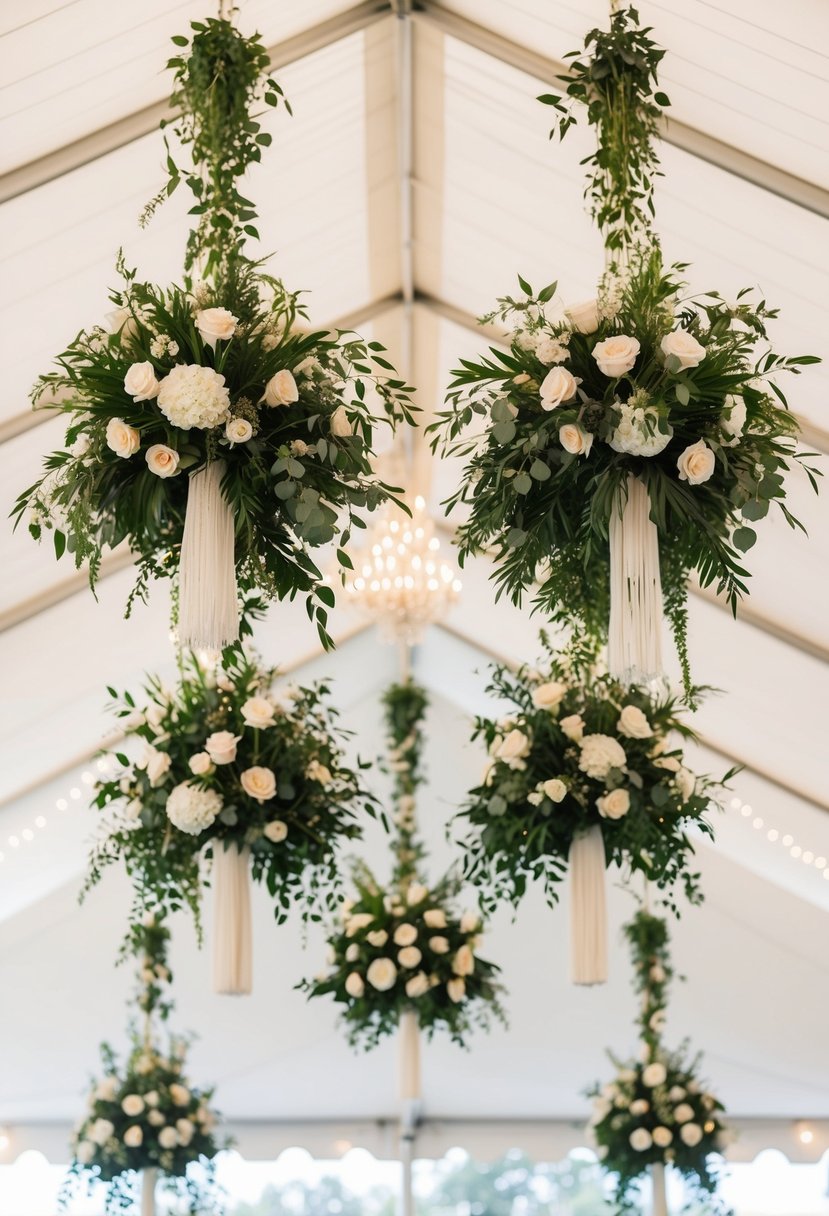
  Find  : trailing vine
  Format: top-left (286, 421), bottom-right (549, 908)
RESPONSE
top-left (382, 680), bottom-right (430, 889)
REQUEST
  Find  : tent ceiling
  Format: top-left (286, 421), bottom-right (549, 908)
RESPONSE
top-left (0, 0), bottom-right (827, 1133)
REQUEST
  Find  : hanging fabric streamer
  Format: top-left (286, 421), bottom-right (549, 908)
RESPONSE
top-left (141, 1167), bottom-right (156, 1216)
top-left (569, 826), bottom-right (608, 985)
top-left (179, 460), bottom-right (238, 652)
top-left (398, 1009), bottom-right (421, 1102)
top-left (651, 1162), bottom-right (669, 1216)
top-left (607, 475), bottom-right (664, 685)
top-left (212, 842), bottom-right (253, 996)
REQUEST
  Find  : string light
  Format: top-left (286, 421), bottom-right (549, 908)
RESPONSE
top-left (731, 797), bottom-right (829, 881)
top-left (0, 755), bottom-right (118, 868)
top-left (343, 495), bottom-right (462, 643)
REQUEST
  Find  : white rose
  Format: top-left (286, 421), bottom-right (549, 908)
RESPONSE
top-left (642, 1062), bottom-right (667, 1088)
top-left (367, 929), bottom-right (388, 947)
top-left (166, 782), bottom-right (222, 835)
top-left (494, 728), bottom-right (531, 767)
top-left (123, 1126), bottom-right (143, 1148)
top-left (579, 734), bottom-right (627, 780)
top-left (676, 767), bottom-right (696, 801)
top-left (367, 958), bottom-right (397, 991)
top-left (559, 423), bottom-right (593, 457)
top-left (680, 1123), bottom-right (704, 1147)
top-left (405, 972), bottom-right (430, 998)
top-left (398, 946), bottom-right (422, 968)
top-left (70, 432), bottom-right (91, 459)
top-left (447, 977), bottom-right (466, 1003)
top-left (597, 788), bottom-right (630, 819)
top-left (535, 335), bottom-right (568, 365)
top-left (345, 913), bottom-right (374, 937)
top-left (629, 1128), bottom-right (652, 1152)
top-left (559, 714), bottom-right (584, 742)
top-left (532, 681), bottom-right (567, 711)
top-left (423, 909), bottom-right (447, 929)
top-left (650, 965), bottom-right (666, 983)
top-left (345, 971), bottom-right (365, 998)
top-left (106, 418), bottom-right (140, 458)
top-left (460, 910), bottom-right (480, 934)
top-left (176, 1118), bottom-right (195, 1146)
top-left (618, 705), bottom-right (653, 739)
top-left (144, 1090), bottom-right (159, 1106)
top-left (241, 696), bottom-right (276, 730)
top-left (565, 299), bottom-right (600, 334)
top-left (76, 1140), bottom-right (95, 1164)
top-left (90, 1118), bottom-right (115, 1145)
top-left (721, 394), bottom-right (747, 446)
top-left (147, 1109), bottom-right (165, 1127)
top-left (452, 944), bottom-right (474, 976)
top-left (241, 766), bottom-right (276, 803)
top-left (263, 819), bottom-right (288, 843)
top-left (169, 1083), bottom-right (191, 1107)
top-left (674, 1103), bottom-right (694, 1123)
top-left (653, 1126), bottom-right (673, 1148)
top-left (205, 730), bottom-right (240, 765)
top-left (106, 306), bottom-right (138, 342)
top-left (306, 759), bottom-right (333, 785)
top-left (330, 405), bottom-right (353, 437)
top-left (661, 328), bottom-right (706, 370)
top-left (394, 923), bottom-right (418, 947)
top-left (429, 936), bottom-right (449, 955)
top-left (145, 749), bottom-right (171, 787)
top-left (654, 754), bottom-right (681, 773)
top-left (345, 943), bottom-right (360, 962)
top-left (121, 1094), bottom-right (145, 1117)
top-left (95, 1077), bottom-right (119, 1102)
top-left (196, 307), bottom-right (238, 348)
top-left (145, 443), bottom-right (180, 478)
top-left (158, 1127), bottom-right (178, 1149)
top-left (124, 361), bottom-right (160, 401)
top-left (593, 335), bottom-right (640, 378)
top-left (407, 882), bottom-right (428, 905)
top-left (226, 417), bottom-right (253, 444)
top-left (542, 778), bottom-right (567, 803)
top-left (262, 369), bottom-right (299, 407)
top-left (676, 439), bottom-right (716, 485)
top-left (630, 1099), bottom-right (649, 1116)
top-left (189, 752), bottom-right (213, 776)
top-left (539, 367), bottom-right (579, 410)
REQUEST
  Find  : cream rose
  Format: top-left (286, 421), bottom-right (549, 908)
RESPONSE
top-left (264, 819), bottom-right (288, 843)
top-left (241, 766), bottom-right (277, 802)
top-left (145, 749), bottom-right (171, 787)
top-left (565, 299), bottom-right (600, 334)
top-left (539, 366), bottom-right (579, 410)
top-left (189, 752), bottom-right (213, 776)
top-left (407, 882), bottom-right (428, 905)
top-left (674, 1103), bottom-right (695, 1123)
top-left (680, 1123), bottom-right (704, 1147)
top-left (429, 935), bottom-right (449, 954)
top-left (494, 728), bottom-right (531, 767)
top-left (345, 913), bottom-right (374, 937)
top-left (124, 361), bottom-right (160, 401)
top-left (205, 730), bottom-right (240, 765)
top-left (559, 423), bottom-right (593, 457)
top-left (597, 788), bottom-right (631, 819)
top-left (330, 405), bottom-right (353, 437)
top-left (652, 1126), bottom-right (673, 1148)
top-left (642, 1062), bottom-right (667, 1088)
top-left (241, 696), bottom-right (276, 730)
top-left (225, 417), bottom-right (253, 444)
top-left (367, 929), bottom-right (388, 947)
top-left (661, 328), bottom-right (706, 370)
top-left (593, 334), bottom-right (640, 378)
top-left (452, 944), bottom-right (475, 976)
top-left (398, 945), bottom-right (422, 968)
top-left (307, 759), bottom-right (333, 785)
top-left (196, 307), bottom-right (238, 348)
top-left (76, 1141), bottom-right (96, 1163)
top-left (532, 681), bottom-right (567, 711)
top-left (423, 909), bottom-right (447, 929)
top-left (629, 1098), bottom-right (649, 1116)
top-left (106, 418), bottom-right (140, 458)
top-left (447, 977), bottom-right (466, 1003)
top-left (721, 394), bottom-right (747, 446)
top-left (169, 1083), bottom-right (191, 1106)
top-left (123, 1126), bottom-right (143, 1148)
top-left (90, 1117), bottom-right (115, 1145)
top-left (560, 714), bottom-right (584, 743)
top-left (460, 910), bottom-right (480, 934)
top-left (405, 972), bottom-right (430, 998)
top-left (95, 1077), bottom-right (119, 1102)
top-left (145, 443), bottom-right (180, 478)
top-left (629, 1128), bottom-right (652, 1152)
top-left (106, 306), bottom-right (138, 343)
top-left (262, 369), bottom-right (299, 407)
top-left (541, 778), bottom-right (567, 803)
top-left (676, 439), bottom-right (716, 485)
top-left (121, 1094), bottom-right (145, 1117)
top-left (159, 1127), bottom-right (178, 1149)
top-left (393, 923), bottom-right (418, 947)
top-left (345, 971), bottom-right (365, 998)
top-left (366, 957), bottom-right (397, 991)
top-left (618, 705), bottom-right (652, 739)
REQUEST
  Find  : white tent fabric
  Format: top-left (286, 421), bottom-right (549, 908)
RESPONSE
top-left (0, 0), bottom-right (828, 1163)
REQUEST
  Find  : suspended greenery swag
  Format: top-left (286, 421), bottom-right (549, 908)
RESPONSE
top-left (13, 18), bottom-right (414, 649)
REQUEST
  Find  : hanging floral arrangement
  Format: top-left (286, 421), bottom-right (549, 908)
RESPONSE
top-left (428, 7), bottom-right (819, 691)
top-left (85, 648), bottom-right (375, 993)
top-left (453, 636), bottom-right (730, 983)
top-left (588, 911), bottom-right (731, 1214)
top-left (13, 17), bottom-right (413, 651)
top-left (61, 917), bottom-right (224, 1215)
top-left (301, 681), bottom-right (505, 1054)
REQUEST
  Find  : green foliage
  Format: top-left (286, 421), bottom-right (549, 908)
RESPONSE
top-left (429, 253), bottom-right (820, 689)
top-left (539, 5), bottom-right (668, 254)
top-left (382, 679), bottom-right (430, 886)
top-left (454, 635), bottom-right (730, 914)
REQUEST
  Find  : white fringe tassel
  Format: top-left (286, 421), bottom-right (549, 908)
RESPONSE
top-left (398, 1009), bottom-right (421, 1102)
top-left (608, 475), bottom-right (663, 684)
top-left (569, 826), bottom-right (608, 986)
top-left (179, 460), bottom-right (239, 652)
top-left (651, 1162), bottom-right (669, 1216)
top-left (212, 842), bottom-right (253, 996)
top-left (141, 1168), bottom-right (156, 1216)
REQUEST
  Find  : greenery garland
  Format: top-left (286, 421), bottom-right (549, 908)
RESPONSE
top-left (588, 911), bottom-right (731, 1213)
top-left (13, 19), bottom-right (414, 648)
top-left (83, 649), bottom-right (374, 937)
top-left (453, 635), bottom-right (731, 915)
top-left (61, 916), bottom-right (224, 1214)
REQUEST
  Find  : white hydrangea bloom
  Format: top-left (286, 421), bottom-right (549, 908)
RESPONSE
top-left (578, 734), bottom-right (627, 780)
top-left (166, 781), bottom-right (223, 834)
top-left (156, 364), bottom-right (231, 430)
top-left (608, 401), bottom-right (673, 457)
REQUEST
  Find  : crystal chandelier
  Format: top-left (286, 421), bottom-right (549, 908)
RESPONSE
top-left (343, 496), bottom-right (461, 644)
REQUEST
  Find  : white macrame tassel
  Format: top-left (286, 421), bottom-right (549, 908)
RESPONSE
top-left (569, 826), bottom-right (608, 986)
top-left (651, 1162), bottom-right (669, 1216)
top-left (141, 1168), bottom-right (156, 1216)
top-left (179, 460), bottom-right (239, 652)
top-left (398, 1009), bottom-right (421, 1101)
top-left (608, 475), bottom-right (663, 684)
top-left (212, 842), bottom-right (253, 996)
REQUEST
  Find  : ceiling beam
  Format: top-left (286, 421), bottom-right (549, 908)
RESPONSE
top-left (412, 2), bottom-right (829, 220)
top-left (0, 1), bottom-right (393, 204)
